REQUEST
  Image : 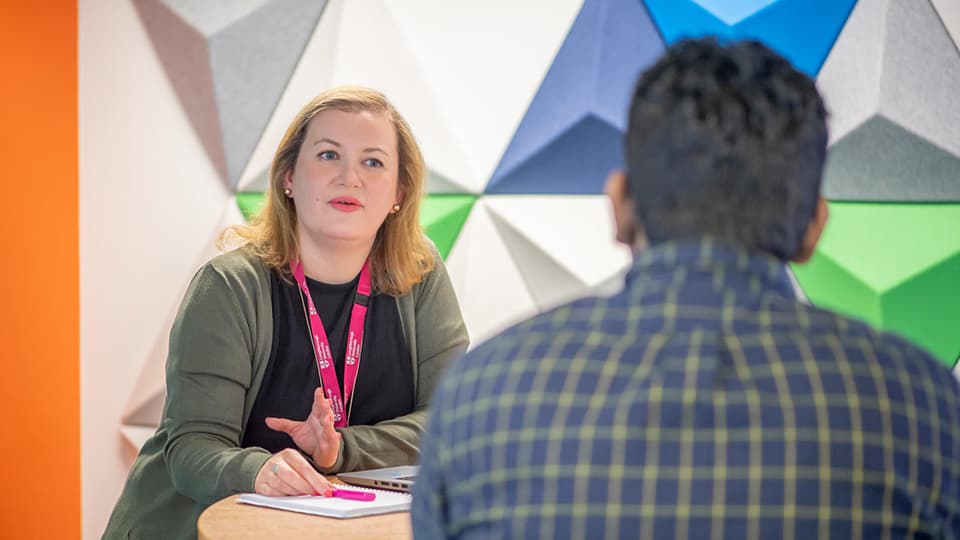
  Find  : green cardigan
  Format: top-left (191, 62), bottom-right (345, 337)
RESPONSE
top-left (102, 247), bottom-right (468, 540)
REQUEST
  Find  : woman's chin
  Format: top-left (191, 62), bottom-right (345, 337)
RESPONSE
top-left (305, 228), bottom-right (376, 247)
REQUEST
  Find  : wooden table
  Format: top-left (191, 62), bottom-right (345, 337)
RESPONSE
top-left (197, 492), bottom-right (412, 540)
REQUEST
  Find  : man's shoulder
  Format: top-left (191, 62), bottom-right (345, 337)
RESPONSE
top-left (793, 302), bottom-right (958, 395)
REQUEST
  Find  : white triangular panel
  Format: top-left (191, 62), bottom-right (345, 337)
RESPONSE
top-left (816, 0), bottom-right (885, 144)
top-left (444, 200), bottom-right (539, 346)
top-left (489, 211), bottom-right (588, 311)
top-left (240, 0), bottom-right (478, 194)
top-left (121, 200), bottom-right (247, 434)
top-left (385, 0), bottom-right (583, 188)
top-left (484, 195), bottom-right (632, 287)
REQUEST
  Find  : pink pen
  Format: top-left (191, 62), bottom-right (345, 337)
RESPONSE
top-left (330, 489), bottom-right (376, 502)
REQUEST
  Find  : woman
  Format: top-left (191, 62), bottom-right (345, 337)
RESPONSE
top-left (103, 87), bottom-right (469, 539)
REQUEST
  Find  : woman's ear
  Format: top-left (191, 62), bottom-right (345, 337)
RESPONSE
top-left (792, 196), bottom-right (829, 263)
top-left (604, 170), bottom-right (638, 247)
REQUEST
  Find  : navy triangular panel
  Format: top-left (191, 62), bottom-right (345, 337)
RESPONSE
top-left (644, 0), bottom-right (857, 76)
top-left (486, 0), bottom-right (665, 194)
top-left (486, 114), bottom-right (624, 194)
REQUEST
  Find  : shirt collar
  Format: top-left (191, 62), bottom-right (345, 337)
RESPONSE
top-left (624, 237), bottom-right (798, 300)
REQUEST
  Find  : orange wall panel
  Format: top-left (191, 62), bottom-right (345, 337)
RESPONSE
top-left (0, 2), bottom-right (81, 538)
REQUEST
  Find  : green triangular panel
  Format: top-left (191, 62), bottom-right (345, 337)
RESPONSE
top-left (811, 203), bottom-right (960, 291)
top-left (882, 252), bottom-right (960, 367)
top-left (791, 251), bottom-right (882, 328)
top-left (236, 192), bottom-right (266, 221)
top-left (792, 202), bottom-right (960, 367)
top-left (420, 195), bottom-right (478, 260)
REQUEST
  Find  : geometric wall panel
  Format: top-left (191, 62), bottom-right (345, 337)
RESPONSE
top-left (444, 196), bottom-right (631, 343)
top-left (934, 0), bottom-right (960, 47)
top-left (133, 0), bottom-right (328, 188)
top-left (823, 115), bottom-right (960, 201)
top-left (791, 202), bottom-right (960, 366)
top-left (237, 0), bottom-right (583, 195)
top-left (420, 195), bottom-right (478, 260)
top-left (643, 0), bottom-right (857, 75)
top-left (818, 0), bottom-right (960, 201)
top-left (486, 0), bottom-right (664, 194)
top-left (120, 198), bottom-right (247, 454)
top-left (236, 191), bottom-right (265, 221)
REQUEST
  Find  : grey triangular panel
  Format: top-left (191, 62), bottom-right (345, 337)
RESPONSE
top-left (426, 169), bottom-right (472, 194)
top-left (823, 114), bottom-right (960, 201)
top-left (488, 210), bottom-right (588, 311)
top-left (133, 0), bottom-right (228, 181)
top-left (209, 0), bottom-right (329, 187)
top-left (237, 166), bottom-right (270, 193)
top-left (880, 0), bottom-right (960, 156)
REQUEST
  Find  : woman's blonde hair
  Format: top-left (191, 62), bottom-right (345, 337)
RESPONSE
top-left (221, 86), bottom-right (434, 296)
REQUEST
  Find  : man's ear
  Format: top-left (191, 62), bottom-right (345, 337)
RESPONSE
top-left (792, 196), bottom-right (829, 263)
top-left (604, 170), bottom-right (639, 247)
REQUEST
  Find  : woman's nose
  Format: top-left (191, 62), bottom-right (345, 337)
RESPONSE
top-left (335, 160), bottom-right (362, 187)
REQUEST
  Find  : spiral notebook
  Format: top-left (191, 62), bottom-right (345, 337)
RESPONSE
top-left (237, 487), bottom-right (411, 519)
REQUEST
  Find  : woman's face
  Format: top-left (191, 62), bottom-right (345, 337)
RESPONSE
top-left (284, 108), bottom-right (401, 248)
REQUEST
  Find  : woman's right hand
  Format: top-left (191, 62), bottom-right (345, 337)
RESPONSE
top-left (254, 448), bottom-right (335, 496)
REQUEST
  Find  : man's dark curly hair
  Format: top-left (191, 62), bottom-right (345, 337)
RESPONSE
top-left (625, 38), bottom-right (828, 259)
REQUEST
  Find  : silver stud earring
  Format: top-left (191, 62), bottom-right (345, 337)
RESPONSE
top-left (392, 204), bottom-right (401, 213)
top-left (283, 188), bottom-right (292, 197)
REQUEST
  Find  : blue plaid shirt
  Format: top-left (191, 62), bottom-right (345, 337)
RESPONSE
top-left (412, 239), bottom-right (960, 539)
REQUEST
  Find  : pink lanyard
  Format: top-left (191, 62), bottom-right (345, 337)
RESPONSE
top-left (290, 260), bottom-right (371, 428)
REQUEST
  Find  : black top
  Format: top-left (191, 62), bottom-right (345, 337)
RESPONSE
top-left (241, 268), bottom-right (414, 453)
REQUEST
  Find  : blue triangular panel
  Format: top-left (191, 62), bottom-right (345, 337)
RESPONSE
top-left (487, 114), bottom-right (624, 194)
top-left (486, 0), bottom-right (665, 194)
top-left (594, 0), bottom-right (666, 127)
top-left (644, 0), bottom-right (858, 76)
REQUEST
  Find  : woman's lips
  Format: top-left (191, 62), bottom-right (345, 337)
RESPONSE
top-left (329, 196), bottom-right (362, 212)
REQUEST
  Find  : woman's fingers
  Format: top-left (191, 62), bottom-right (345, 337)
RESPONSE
top-left (256, 449), bottom-right (334, 496)
top-left (264, 416), bottom-right (298, 435)
top-left (285, 451), bottom-right (335, 495)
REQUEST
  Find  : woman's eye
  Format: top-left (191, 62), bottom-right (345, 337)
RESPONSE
top-left (318, 150), bottom-right (338, 160)
top-left (363, 158), bottom-right (384, 168)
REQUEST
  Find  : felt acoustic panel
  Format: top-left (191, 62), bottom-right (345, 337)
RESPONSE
top-left (933, 0), bottom-right (960, 46)
top-left (120, 199), bottom-right (247, 452)
top-left (485, 0), bottom-right (665, 195)
top-left (791, 203), bottom-right (960, 366)
top-left (133, 0), bottom-right (327, 188)
top-left (818, 0), bottom-right (960, 201)
top-left (643, 0), bottom-right (857, 76)
top-left (235, 0), bottom-right (583, 195)
top-left (420, 195), bottom-right (479, 260)
top-left (444, 197), bottom-right (631, 343)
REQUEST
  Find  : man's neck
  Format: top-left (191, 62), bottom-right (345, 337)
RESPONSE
top-left (296, 229), bottom-right (374, 284)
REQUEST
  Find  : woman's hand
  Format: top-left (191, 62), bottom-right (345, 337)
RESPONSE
top-left (254, 448), bottom-right (335, 496)
top-left (265, 387), bottom-right (343, 469)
